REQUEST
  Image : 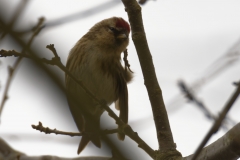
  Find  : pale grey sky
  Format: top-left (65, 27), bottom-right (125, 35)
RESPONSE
top-left (0, 0), bottom-right (240, 159)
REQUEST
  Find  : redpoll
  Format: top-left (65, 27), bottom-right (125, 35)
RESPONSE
top-left (65, 17), bottom-right (132, 154)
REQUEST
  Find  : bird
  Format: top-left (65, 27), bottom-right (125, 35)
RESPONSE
top-left (65, 17), bottom-right (132, 154)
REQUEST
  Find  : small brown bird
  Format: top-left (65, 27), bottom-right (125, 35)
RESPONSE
top-left (65, 17), bottom-right (132, 154)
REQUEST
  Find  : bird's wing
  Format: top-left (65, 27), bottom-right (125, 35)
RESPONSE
top-left (116, 70), bottom-right (129, 140)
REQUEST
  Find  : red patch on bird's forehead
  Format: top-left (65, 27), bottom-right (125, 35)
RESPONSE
top-left (116, 18), bottom-right (130, 33)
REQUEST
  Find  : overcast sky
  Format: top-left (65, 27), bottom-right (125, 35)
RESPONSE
top-left (0, 0), bottom-right (240, 159)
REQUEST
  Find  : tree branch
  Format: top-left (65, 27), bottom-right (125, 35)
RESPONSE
top-left (0, 16), bottom-right (127, 159)
top-left (0, 137), bottom-right (112, 160)
top-left (121, 0), bottom-right (180, 158)
top-left (0, 0), bottom-right (29, 39)
top-left (184, 123), bottom-right (240, 160)
top-left (178, 80), bottom-right (236, 130)
top-left (0, 17), bottom-right (44, 120)
top-left (191, 82), bottom-right (240, 160)
top-left (0, 45), bottom-right (155, 159)
top-left (32, 121), bottom-right (118, 137)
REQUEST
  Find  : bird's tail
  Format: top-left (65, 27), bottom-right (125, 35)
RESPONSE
top-left (77, 116), bottom-right (101, 154)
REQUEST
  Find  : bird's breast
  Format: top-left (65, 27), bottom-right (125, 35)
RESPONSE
top-left (78, 58), bottom-right (119, 105)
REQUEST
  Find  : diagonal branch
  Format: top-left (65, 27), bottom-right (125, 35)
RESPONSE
top-left (0, 17), bottom-right (44, 120)
top-left (178, 80), bottom-right (236, 130)
top-left (0, 45), bottom-right (155, 159)
top-left (0, 137), bottom-right (113, 160)
top-left (0, 15), bottom-right (127, 159)
top-left (121, 1), bottom-right (179, 158)
top-left (45, 44), bottom-right (155, 158)
top-left (184, 123), bottom-right (240, 160)
top-left (191, 82), bottom-right (240, 160)
top-left (0, 0), bottom-right (30, 39)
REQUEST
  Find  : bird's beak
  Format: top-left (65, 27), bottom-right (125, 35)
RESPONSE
top-left (117, 33), bottom-right (128, 39)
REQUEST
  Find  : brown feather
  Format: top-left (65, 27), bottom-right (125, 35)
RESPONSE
top-left (65, 17), bottom-right (132, 154)
top-left (98, 54), bottom-right (131, 141)
top-left (118, 82), bottom-right (128, 140)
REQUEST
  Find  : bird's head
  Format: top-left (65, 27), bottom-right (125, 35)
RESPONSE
top-left (86, 17), bottom-right (131, 55)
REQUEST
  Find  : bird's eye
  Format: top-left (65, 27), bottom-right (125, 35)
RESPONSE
top-left (109, 27), bottom-right (117, 33)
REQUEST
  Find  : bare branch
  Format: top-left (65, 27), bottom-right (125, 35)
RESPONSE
top-left (123, 49), bottom-right (133, 73)
top-left (31, 121), bottom-right (118, 137)
top-left (0, 17), bottom-right (44, 120)
top-left (121, 1), bottom-right (181, 159)
top-left (184, 123), bottom-right (240, 160)
top-left (0, 0), bottom-right (29, 39)
top-left (178, 80), bottom-right (236, 130)
top-left (0, 50), bottom-right (32, 58)
top-left (0, 137), bottom-right (112, 160)
top-left (0, 45), bottom-right (155, 158)
top-left (191, 82), bottom-right (240, 160)
top-left (0, 15), bottom-right (127, 159)
top-left (8, 1), bottom-right (122, 35)
top-left (45, 44), bottom-right (155, 158)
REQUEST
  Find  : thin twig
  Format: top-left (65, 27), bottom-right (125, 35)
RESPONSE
top-left (192, 81), bottom-right (240, 160)
top-left (8, 1), bottom-right (122, 35)
top-left (0, 50), bottom-right (32, 58)
top-left (178, 80), bottom-right (236, 130)
top-left (184, 123), bottom-right (240, 160)
top-left (0, 17), bottom-right (45, 120)
top-left (0, 137), bottom-right (113, 160)
top-left (0, 0), bottom-right (29, 39)
top-left (32, 121), bottom-right (118, 137)
top-left (45, 44), bottom-right (155, 158)
top-left (3, 0), bottom-right (148, 36)
top-left (0, 45), bottom-right (155, 158)
top-left (123, 49), bottom-right (133, 73)
top-left (0, 14), bottom-right (128, 159)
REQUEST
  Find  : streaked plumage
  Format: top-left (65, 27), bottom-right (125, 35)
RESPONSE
top-left (65, 17), bottom-right (132, 154)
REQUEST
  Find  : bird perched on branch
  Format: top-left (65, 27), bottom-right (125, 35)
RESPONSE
top-left (65, 17), bottom-right (132, 154)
